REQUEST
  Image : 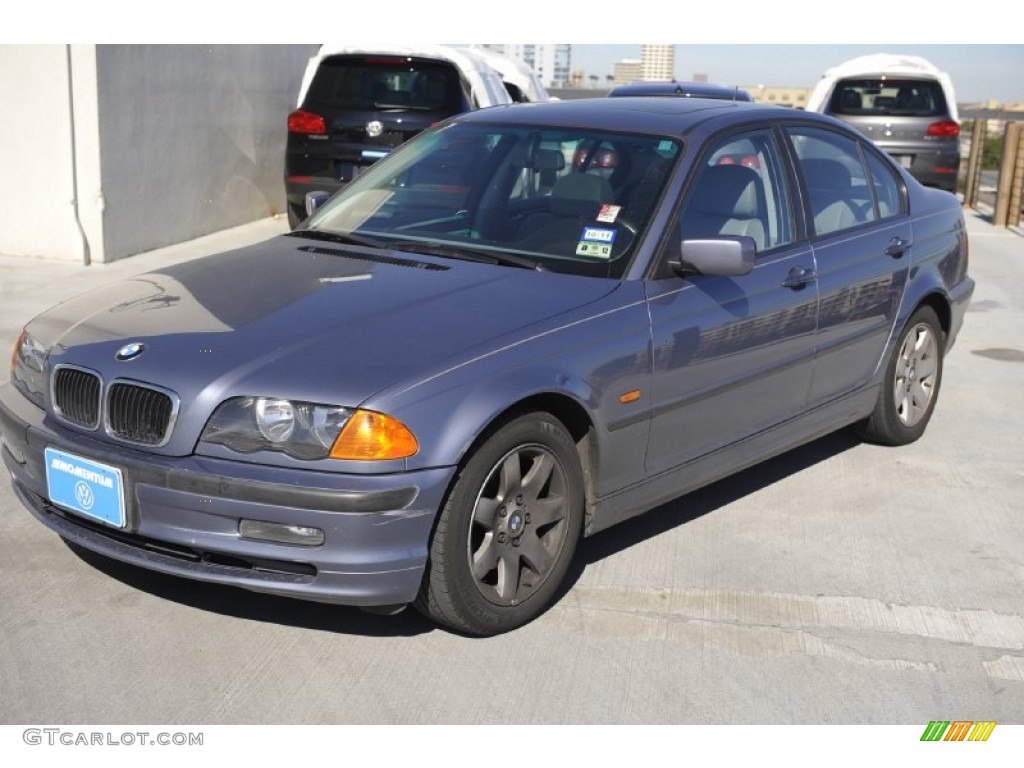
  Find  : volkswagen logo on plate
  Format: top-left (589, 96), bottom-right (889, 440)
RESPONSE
top-left (365, 120), bottom-right (384, 138)
top-left (75, 481), bottom-right (95, 511)
top-left (116, 342), bottom-right (146, 361)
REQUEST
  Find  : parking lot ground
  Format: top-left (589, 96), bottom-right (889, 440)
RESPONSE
top-left (0, 210), bottom-right (1022, 725)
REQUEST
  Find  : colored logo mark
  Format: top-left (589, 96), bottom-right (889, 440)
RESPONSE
top-left (920, 721), bottom-right (996, 741)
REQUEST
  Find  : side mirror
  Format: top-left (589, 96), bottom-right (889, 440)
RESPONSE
top-left (305, 190), bottom-right (331, 217)
top-left (669, 236), bottom-right (756, 278)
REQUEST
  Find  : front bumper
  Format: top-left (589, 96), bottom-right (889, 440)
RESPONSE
top-left (0, 381), bottom-right (454, 607)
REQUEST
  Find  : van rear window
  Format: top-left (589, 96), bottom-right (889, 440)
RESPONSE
top-left (829, 78), bottom-right (947, 117)
top-left (306, 57), bottom-right (465, 113)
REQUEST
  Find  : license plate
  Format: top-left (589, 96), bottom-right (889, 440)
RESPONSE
top-left (895, 155), bottom-right (913, 169)
top-left (45, 447), bottom-right (126, 528)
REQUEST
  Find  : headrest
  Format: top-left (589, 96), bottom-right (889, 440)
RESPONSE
top-left (801, 158), bottom-right (852, 190)
top-left (692, 165), bottom-right (762, 218)
top-left (549, 173), bottom-right (613, 218)
top-left (531, 148), bottom-right (565, 172)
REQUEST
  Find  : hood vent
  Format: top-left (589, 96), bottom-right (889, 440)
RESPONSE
top-left (296, 244), bottom-right (448, 271)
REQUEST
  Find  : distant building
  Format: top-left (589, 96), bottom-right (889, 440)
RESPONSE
top-left (641, 45), bottom-right (674, 81)
top-left (482, 44), bottom-right (572, 88)
top-left (741, 85), bottom-right (813, 108)
top-left (613, 59), bottom-right (641, 87)
top-left (960, 101), bottom-right (1024, 135)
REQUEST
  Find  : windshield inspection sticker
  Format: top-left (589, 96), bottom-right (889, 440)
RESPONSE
top-left (576, 226), bottom-right (617, 259)
top-left (596, 204), bottom-right (622, 223)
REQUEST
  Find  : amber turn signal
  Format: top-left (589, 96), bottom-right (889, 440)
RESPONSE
top-left (11, 329), bottom-right (24, 374)
top-left (330, 409), bottom-right (419, 461)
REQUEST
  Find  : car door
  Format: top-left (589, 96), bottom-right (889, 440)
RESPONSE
top-left (644, 127), bottom-right (819, 476)
top-left (785, 125), bottom-right (911, 406)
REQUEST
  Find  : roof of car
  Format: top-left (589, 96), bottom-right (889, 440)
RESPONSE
top-left (453, 96), bottom-right (803, 135)
top-left (608, 81), bottom-right (752, 101)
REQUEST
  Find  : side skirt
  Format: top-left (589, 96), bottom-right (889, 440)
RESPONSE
top-left (586, 385), bottom-right (879, 536)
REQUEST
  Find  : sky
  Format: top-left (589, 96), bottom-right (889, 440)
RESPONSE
top-left (7, 1), bottom-right (1024, 103)
top-left (564, 45), bottom-right (1024, 103)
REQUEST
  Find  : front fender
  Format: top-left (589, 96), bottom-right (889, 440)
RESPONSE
top-left (363, 283), bottom-right (654, 495)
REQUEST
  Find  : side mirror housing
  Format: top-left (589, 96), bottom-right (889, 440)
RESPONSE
top-left (305, 190), bottom-right (331, 218)
top-left (669, 236), bottom-right (756, 278)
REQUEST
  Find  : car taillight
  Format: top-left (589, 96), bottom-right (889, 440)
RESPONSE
top-left (926, 120), bottom-right (960, 138)
top-left (288, 110), bottom-right (326, 135)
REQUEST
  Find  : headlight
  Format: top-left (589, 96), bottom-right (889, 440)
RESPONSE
top-left (200, 397), bottom-right (419, 461)
top-left (11, 329), bottom-right (49, 407)
top-left (200, 397), bottom-right (351, 460)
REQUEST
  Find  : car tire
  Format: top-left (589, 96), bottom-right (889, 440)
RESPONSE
top-left (414, 412), bottom-right (585, 636)
top-left (286, 203), bottom-right (305, 231)
top-left (856, 305), bottom-right (944, 446)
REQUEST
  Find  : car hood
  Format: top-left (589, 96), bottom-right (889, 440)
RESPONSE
top-left (30, 236), bottom-right (617, 449)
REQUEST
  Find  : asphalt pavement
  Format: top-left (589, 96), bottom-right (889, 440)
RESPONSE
top-left (0, 210), bottom-right (1022, 726)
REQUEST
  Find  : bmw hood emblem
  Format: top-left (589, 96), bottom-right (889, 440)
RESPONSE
top-left (366, 120), bottom-right (384, 138)
top-left (116, 342), bottom-right (146, 361)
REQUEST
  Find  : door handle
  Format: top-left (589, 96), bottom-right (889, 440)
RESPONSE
top-left (885, 237), bottom-right (912, 257)
top-left (781, 266), bottom-right (817, 289)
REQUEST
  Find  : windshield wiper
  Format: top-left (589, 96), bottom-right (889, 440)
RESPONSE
top-left (386, 241), bottom-right (546, 271)
top-left (286, 229), bottom-right (387, 250)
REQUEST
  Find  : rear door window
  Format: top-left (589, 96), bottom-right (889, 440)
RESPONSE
top-left (788, 127), bottom-right (877, 236)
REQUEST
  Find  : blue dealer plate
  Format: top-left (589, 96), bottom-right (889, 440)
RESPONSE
top-left (45, 447), bottom-right (126, 528)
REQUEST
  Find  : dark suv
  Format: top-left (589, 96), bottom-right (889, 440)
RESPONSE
top-left (284, 46), bottom-right (510, 228)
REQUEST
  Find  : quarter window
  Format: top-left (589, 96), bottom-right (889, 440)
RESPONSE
top-left (863, 149), bottom-right (904, 219)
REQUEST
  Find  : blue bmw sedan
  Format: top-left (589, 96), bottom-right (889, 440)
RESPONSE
top-left (3, 98), bottom-right (974, 635)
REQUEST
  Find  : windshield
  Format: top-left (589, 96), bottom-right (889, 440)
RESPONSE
top-left (305, 122), bottom-right (681, 278)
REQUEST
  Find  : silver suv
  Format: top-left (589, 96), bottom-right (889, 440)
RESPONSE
top-left (807, 55), bottom-right (960, 193)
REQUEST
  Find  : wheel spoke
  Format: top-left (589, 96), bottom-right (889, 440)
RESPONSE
top-left (895, 378), bottom-right (911, 422)
top-left (521, 451), bottom-right (555, 502)
top-left (473, 496), bottom-right (500, 528)
top-left (916, 355), bottom-right (937, 380)
top-left (894, 377), bottom-right (908, 407)
top-left (471, 532), bottom-right (499, 580)
top-left (911, 380), bottom-right (930, 412)
top-left (913, 327), bottom-right (932, 356)
top-left (519, 531), bottom-right (555, 577)
top-left (529, 495), bottom-right (567, 528)
top-left (496, 552), bottom-right (521, 600)
top-left (899, 335), bottom-right (916, 363)
top-left (497, 453), bottom-right (522, 500)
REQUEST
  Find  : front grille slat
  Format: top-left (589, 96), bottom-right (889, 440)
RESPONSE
top-left (108, 382), bottom-right (174, 446)
top-left (53, 367), bottom-right (101, 429)
top-left (53, 367), bottom-right (176, 446)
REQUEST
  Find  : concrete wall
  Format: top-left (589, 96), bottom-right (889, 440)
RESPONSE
top-left (94, 44), bottom-right (317, 262)
top-left (0, 45), bottom-right (88, 262)
top-left (0, 44), bottom-right (317, 264)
